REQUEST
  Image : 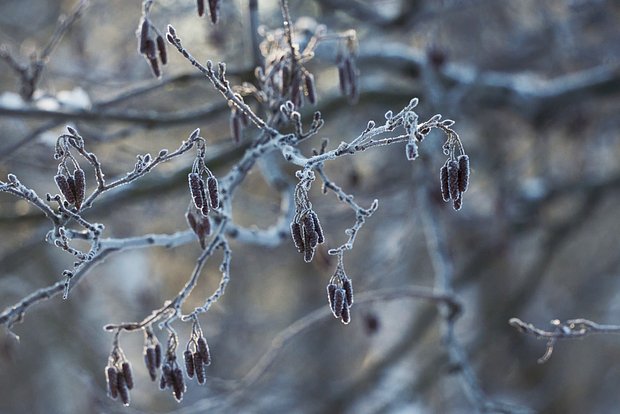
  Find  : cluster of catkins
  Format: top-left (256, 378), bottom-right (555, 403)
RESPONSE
top-left (183, 334), bottom-right (211, 385)
top-left (137, 18), bottom-right (167, 78)
top-left (196, 0), bottom-right (220, 23)
top-left (187, 171), bottom-right (219, 248)
top-left (440, 154), bottom-right (470, 210)
top-left (54, 166), bottom-right (85, 211)
top-left (105, 357), bottom-right (135, 406)
top-left (327, 273), bottom-right (354, 324)
top-left (290, 210), bottom-right (324, 262)
top-left (159, 349), bottom-right (187, 401)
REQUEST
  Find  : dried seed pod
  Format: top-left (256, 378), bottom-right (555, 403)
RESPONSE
top-left (184, 350), bottom-right (195, 378)
top-left (106, 366), bottom-right (119, 399)
top-left (156, 35), bottom-right (167, 65)
top-left (55, 174), bottom-right (76, 205)
top-left (327, 283), bottom-right (337, 315)
top-left (304, 73), bottom-right (316, 105)
top-left (341, 303), bottom-right (351, 324)
top-left (139, 19), bottom-right (149, 54)
top-left (440, 162), bottom-right (450, 202)
top-left (193, 352), bottom-right (206, 384)
top-left (121, 361), bottom-right (134, 390)
top-left (343, 278), bottom-right (354, 307)
top-left (197, 0), bottom-right (205, 17)
top-left (405, 141), bottom-right (418, 161)
top-left (310, 212), bottom-right (324, 244)
top-left (149, 57), bottom-right (161, 78)
top-left (207, 176), bottom-right (219, 209)
top-left (333, 288), bottom-right (345, 318)
top-left (172, 368), bottom-right (185, 401)
top-left (447, 160), bottom-right (460, 201)
top-left (457, 154), bottom-right (470, 193)
top-left (197, 337), bottom-right (211, 365)
top-left (208, 0), bottom-right (220, 24)
top-left (145, 347), bottom-right (157, 381)
top-left (116, 370), bottom-right (130, 406)
top-left (188, 173), bottom-right (204, 210)
top-left (290, 221), bottom-right (304, 253)
top-left (72, 168), bottom-right (85, 210)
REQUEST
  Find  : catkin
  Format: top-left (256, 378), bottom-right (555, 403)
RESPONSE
top-left (197, 337), bottom-right (211, 366)
top-left (106, 366), bottom-right (118, 399)
top-left (188, 173), bottom-right (204, 210)
top-left (184, 350), bottom-right (195, 378)
top-left (193, 352), bottom-right (206, 384)
top-left (156, 35), bottom-right (167, 65)
top-left (302, 214), bottom-right (318, 248)
top-left (207, 176), bottom-right (219, 209)
top-left (457, 154), bottom-right (469, 193)
top-left (154, 343), bottom-right (162, 368)
top-left (327, 284), bottom-right (337, 316)
top-left (55, 174), bottom-right (75, 205)
top-left (172, 368), bottom-right (185, 401)
top-left (196, 0), bottom-right (205, 17)
top-left (116, 370), bottom-right (130, 406)
top-left (304, 73), bottom-right (316, 105)
top-left (440, 162), bottom-right (450, 202)
top-left (333, 288), bottom-right (345, 318)
top-left (310, 212), bottom-right (324, 244)
top-left (145, 347), bottom-right (157, 381)
top-left (343, 278), bottom-right (354, 307)
top-left (447, 160), bottom-right (460, 201)
top-left (208, 0), bottom-right (219, 24)
top-left (406, 141), bottom-right (419, 161)
top-left (341, 303), bottom-right (351, 324)
top-left (72, 168), bottom-right (85, 209)
top-left (139, 19), bottom-right (149, 53)
top-left (290, 222), bottom-right (304, 253)
top-left (121, 362), bottom-right (134, 390)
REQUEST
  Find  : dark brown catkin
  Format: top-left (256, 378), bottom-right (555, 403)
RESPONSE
top-left (145, 347), bottom-right (157, 381)
top-left (144, 39), bottom-right (156, 59)
top-left (207, 176), bottom-right (219, 209)
top-left (333, 288), bottom-right (345, 318)
top-left (72, 168), bottom-right (85, 209)
top-left (343, 278), bottom-right (354, 307)
top-left (149, 57), bottom-right (161, 78)
top-left (188, 173), bottom-right (204, 210)
top-left (230, 109), bottom-right (242, 144)
top-left (302, 214), bottom-right (318, 248)
top-left (139, 19), bottom-right (149, 53)
top-left (106, 366), bottom-right (118, 399)
top-left (208, 0), bottom-right (219, 24)
top-left (440, 162), bottom-right (450, 202)
top-left (172, 368), bottom-right (185, 401)
top-left (159, 373), bottom-right (167, 390)
top-left (193, 352), bottom-right (206, 384)
top-left (196, 0), bottom-right (205, 17)
top-left (341, 303), bottom-right (351, 324)
top-left (156, 35), bottom-right (167, 65)
top-left (453, 195), bottom-right (463, 211)
top-left (116, 370), bottom-right (130, 406)
top-left (184, 350), bottom-right (194, 378)
top-left (304, 73), bottom-right (316, 105)
top-left (121, 362), bottom-right (134, 390)
top-left (197, 337), bottom-right (211, 365)
top-left (327, 284), bottom-right (337, 315)
top-left (310, 212), bottom-right (324, 244)
top-left (457, 154), bottom-right (470, 193)
top-left (55, 174), bottom-right (76, 205)
top-left (447, 160), bottom-right (460, 201)
top-left (290, 222), bottom-right (304, 253)
top-left (154, 343), bottom-right (162, 368)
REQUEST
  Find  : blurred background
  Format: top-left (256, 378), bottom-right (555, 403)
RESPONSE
top-left (1, 0), bottom-right (620, 413)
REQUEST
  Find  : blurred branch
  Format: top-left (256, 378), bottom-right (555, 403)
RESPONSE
top-left (509, 318), bottom-right (620, 364)
top-left (359, 44), bottom-right (620, 119)
top-left (0, 0), bottom-right (88, 101)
